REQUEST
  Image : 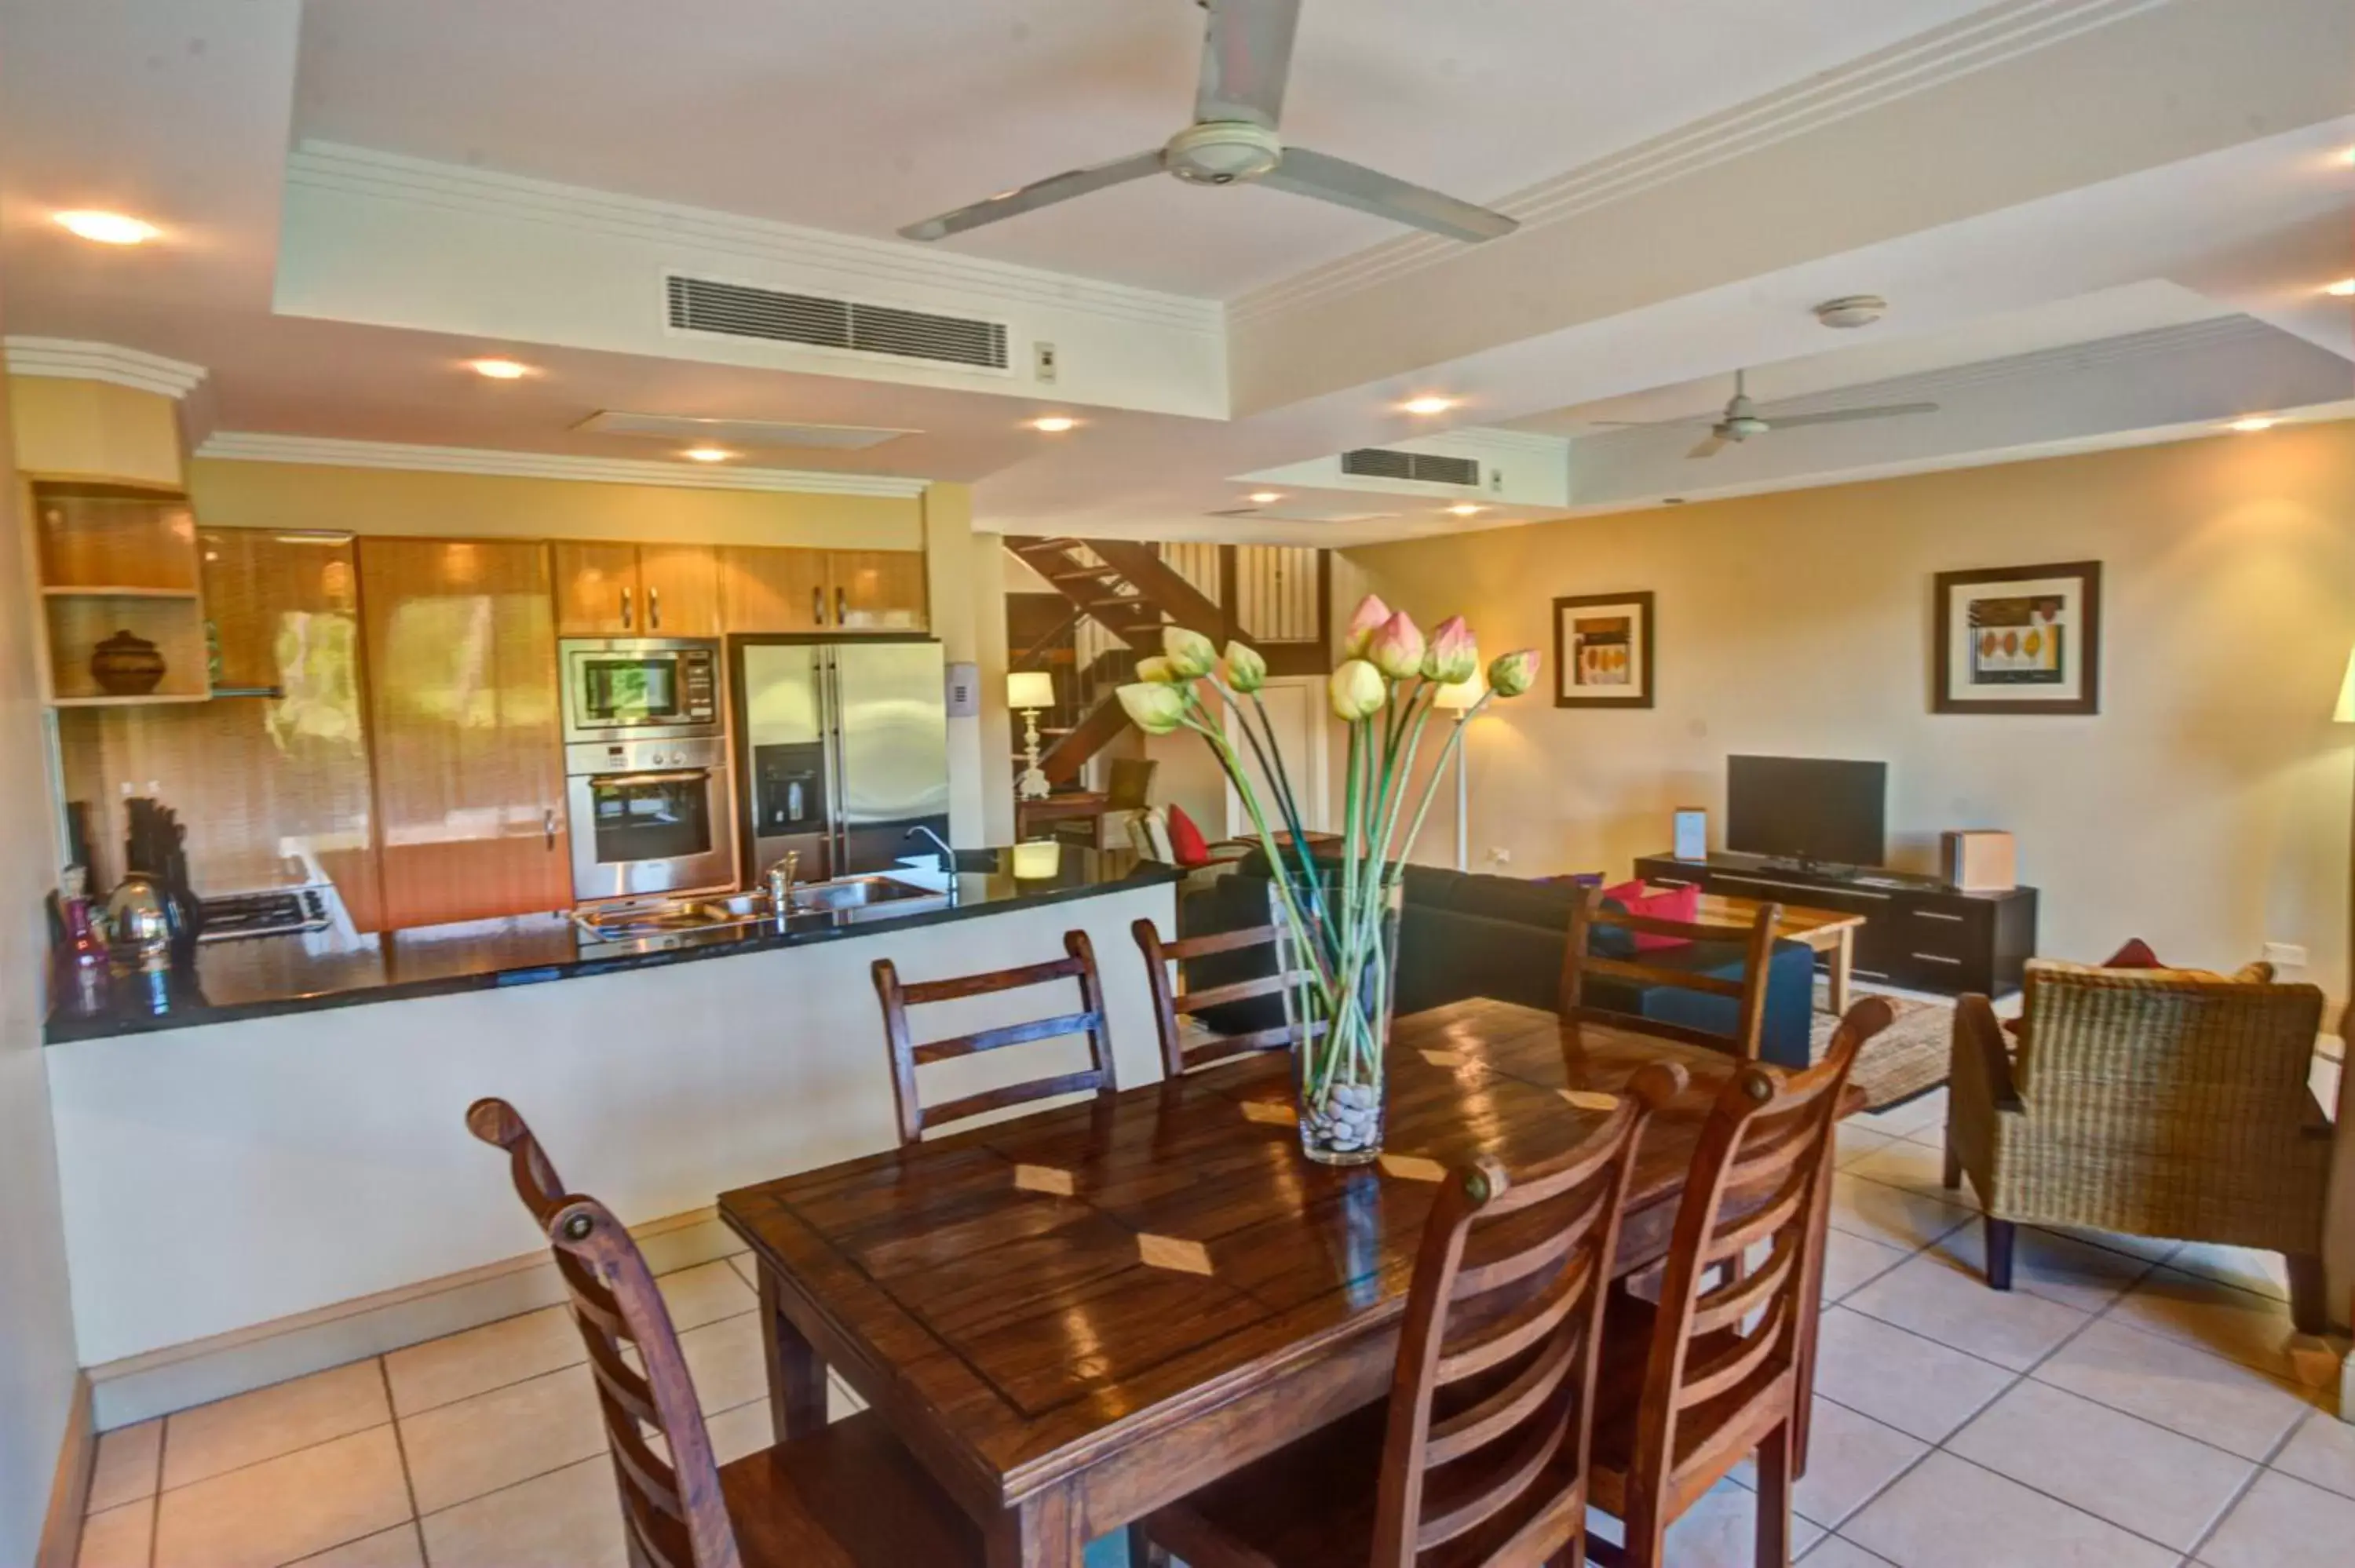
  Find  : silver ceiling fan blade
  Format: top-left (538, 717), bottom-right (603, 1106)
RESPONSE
top-left (1261, 147), bottom-right (1518, 242)
top-left (1766, 402), bottom-right (1940, 429)
top-left (899, 150), bottom-right (1165, 241)
top-left (1687, 434), bottom-right (1728, 459)
top-left (1196, 0), bottom-right (1302, 129)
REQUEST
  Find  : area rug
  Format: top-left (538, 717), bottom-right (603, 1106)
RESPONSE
top-left (1812, 981), bottom-right (1952, 1110)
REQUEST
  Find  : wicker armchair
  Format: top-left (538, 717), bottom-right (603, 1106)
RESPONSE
top-left (1944, 958), bottom-right (2332, 1333)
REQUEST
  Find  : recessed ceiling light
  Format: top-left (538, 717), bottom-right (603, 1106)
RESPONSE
top-left (1445, 504), bottom-right (1487, 517)
top-left (468, 358), bottom-right (533, 380)
top-left (1247, 491), bottom-right (1283, 505)
top-left (55, 210), bottom-right (159, 245)
top-left (1401, 396), bottom-right (1455, 416)
top-left (1813, 294), bottom-right (1889, 329)
top-left (1031, 416), bottom-right (1078, 433)
top-left (2325, 279), bottom-right (2355, 297)
top-left (681, 447), bottom-right (736, 463)
top-left (2229, 416), bottom-right (2278, 433)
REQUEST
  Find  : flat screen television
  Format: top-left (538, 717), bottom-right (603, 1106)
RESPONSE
top-left (1725, 755), bottom-right (1886, 870)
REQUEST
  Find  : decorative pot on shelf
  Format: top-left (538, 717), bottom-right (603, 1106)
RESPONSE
top-left (90, 629), bottom-right (166, 695)
top-left (1115, 606), bottom-right (1540, 1168)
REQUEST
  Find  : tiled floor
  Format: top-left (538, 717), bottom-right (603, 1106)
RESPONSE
top-left (75, 1088), bottom-right (2352, 1568)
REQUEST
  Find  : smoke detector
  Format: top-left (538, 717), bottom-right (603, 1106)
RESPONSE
top-left (1813, 295), bottom-right (1889, 329)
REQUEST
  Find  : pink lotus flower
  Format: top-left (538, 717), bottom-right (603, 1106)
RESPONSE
top-left (1367, 611), bottom-right (1426, 681)
top-left (1487, 648), bottom-right (1540, 698)
top-left (1422, 615), bottom-right (1477, 684)
top-left (1341, 593), bottom-right (1393, 658)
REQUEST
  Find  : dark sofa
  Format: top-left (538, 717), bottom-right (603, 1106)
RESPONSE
top-left (1181, 856), bottom-right (1818, 1070)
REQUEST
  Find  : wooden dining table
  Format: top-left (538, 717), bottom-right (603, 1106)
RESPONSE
top-left (719, 997), bottom-right (1819, 1566)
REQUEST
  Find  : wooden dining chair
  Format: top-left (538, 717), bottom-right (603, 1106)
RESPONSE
top-left (1583, 997), bottom-right (1893, 1568)
top-left (871, 929), bottom-right (1117, 1144)
top-left (464, 1098), bottom-right (983, 1568)
top-left (1132, 913), bottom-right (1321, 1078)
top-left (1130, 1063), bottom-right (1689, 1568)
top-left (1560, 891), bottom-right (1782, 1061)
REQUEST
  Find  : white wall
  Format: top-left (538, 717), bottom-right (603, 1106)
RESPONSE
top-left (0, 302), bottom-right (82, 1555)
top-left (46, 884), bottom-right (1174, 1366)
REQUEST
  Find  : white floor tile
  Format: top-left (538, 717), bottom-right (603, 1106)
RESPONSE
top-left (1808, 1308), bottom-right (2014, 1443)
top-left (2109, 1267), bottom-right (2337, 1387)
top-left (1820, 1229), bottom-right (1915, 1305)
top-left (85, 1419), bottom-right (161, 1513)
top-left (1839, 1140), bottom-right (1954, 1199)
top-left (1947, 1378), bottom-right (2255, 1550)
top-left (655, 1257), bottom-right (758, 1333)
top-left (1826, 1176), bottom-right (1974, 1255)
top-left (677, 1311), bottom-right (769, 1417)
top-left (2032, 1316), bottom-right (2316, 1461)
top-left (1733, 1396), bottom-right (1927, 1530)
top-left (399, 1362), bottom-right (608, 1514)
top-left (1842, 1253), bottom-right (2090, 1371)
top-left (1843, 1451), bottom-right (2177, 1568)
top-left (75, 1497), bottom-right (152, 1568)
top-left (1799, 1538), bottom-right (1897, 1566)
top-left (1659, 1476), bottom-right (1826, 1566)
top-left (420, 1453), bottom-right (630, 1568)
top-left (2168, 1241), bottom-right (2291, 1304)
top-left (1919, 1221), bottom-right (2157, 1315)
top-left (1835, 1124), bottom-right (1897, 1169)
top-left (287, 1524), bottom-right (426, 1567)
top-left (1849, 1089), bottom-right (1947, 1140)
top-left (160, 1359), bottom-right (391, 1492)
top-left (2200, 1468), bottom-right (2355, 1568)
top-left (153, 1427), bottom-right (411, 1568)
top-left (2270, 1408), bottom-right (2355, 1501)
top-left (384, 1305), bottom-right (584, 1417)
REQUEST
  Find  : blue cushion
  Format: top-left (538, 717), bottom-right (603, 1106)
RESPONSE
top-left (1583, 939), bottom-right (1816, 1069)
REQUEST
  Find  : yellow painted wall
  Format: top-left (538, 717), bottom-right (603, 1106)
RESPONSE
top-left (1347, 423), bottom-right (2355, 1005)
top-left (8, 376), bottom-right (183, 486)
top-left (185, 459), bottom-right (923, 550)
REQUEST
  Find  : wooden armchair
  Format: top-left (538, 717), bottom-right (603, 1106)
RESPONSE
top-left (1944, 959), bottom-right (2332, 1332)
top-left (1561, 892), bottom-right (1781, 1061)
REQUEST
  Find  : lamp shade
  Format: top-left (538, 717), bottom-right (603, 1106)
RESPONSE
top-left (2336, 649), bottom-right (2355, 724)
top-left (1007, 671), bottom-right (1057, 710)
top-left (1432, 671), bottom-right (1486, 711)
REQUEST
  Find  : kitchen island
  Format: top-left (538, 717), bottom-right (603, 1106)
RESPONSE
top-left (43, 848), bottom-right (1184, 1420)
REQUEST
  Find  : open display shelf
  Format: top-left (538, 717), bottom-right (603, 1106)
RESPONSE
top-left (28, 478), bottom-right (211, 703)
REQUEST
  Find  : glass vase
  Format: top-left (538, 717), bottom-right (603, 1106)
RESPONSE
top-left (1274, 877), bottom-right (1402, 1166)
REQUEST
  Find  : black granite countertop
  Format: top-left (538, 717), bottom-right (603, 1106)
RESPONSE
top-left (45, 848), bottom-right (1182, 1045)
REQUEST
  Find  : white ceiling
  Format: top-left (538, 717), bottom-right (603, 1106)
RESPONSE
top-left (290, 0), bottom-right (1999, 298)
top-left (0, 0), bottom-right (2347, 545)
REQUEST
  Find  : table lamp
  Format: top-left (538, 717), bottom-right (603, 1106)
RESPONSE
top-left (1432, 671), bottom-right (1484, 873)
top-left (1009, 670), bottom-right (1057, 801)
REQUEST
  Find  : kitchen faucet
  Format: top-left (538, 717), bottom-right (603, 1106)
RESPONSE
top-left (762, 851), bottom-right (800, 914)
top-left (904, 825), bottom-right (956, 870)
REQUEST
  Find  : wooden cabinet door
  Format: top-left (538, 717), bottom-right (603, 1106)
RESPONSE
top-left (828, 550), bottom-right (929, 632)
top-left (636, 545), bottom-right (722, 637)
top-left (358, 538), bottom-right (572, 929)
top-left (552, 542), bottom-right (642, 636)
top-left (717, 545), bottom-right (828, 633)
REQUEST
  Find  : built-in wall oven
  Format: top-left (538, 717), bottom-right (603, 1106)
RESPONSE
top-left (560, 638), bottom-right (734, 900)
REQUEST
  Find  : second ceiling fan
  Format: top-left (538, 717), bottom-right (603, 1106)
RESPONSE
top-left (1610, 370), bottom-right (1940, 459)
top-left (899, 0), bottom-right (1517, 246)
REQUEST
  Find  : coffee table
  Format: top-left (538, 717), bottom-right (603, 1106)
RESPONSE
top-left (1693, 892), bottom-right (1867, 1016)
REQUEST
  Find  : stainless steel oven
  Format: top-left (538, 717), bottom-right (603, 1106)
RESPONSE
top-left (560, 637), bottom-right (720, 744)
top-left (566, 735), bottom-right (735, 900)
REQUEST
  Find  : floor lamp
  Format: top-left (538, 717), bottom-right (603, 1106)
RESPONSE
top-left (1433, 672), bottom-right (1484, 873)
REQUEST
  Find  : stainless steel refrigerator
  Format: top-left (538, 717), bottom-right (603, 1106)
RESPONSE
top-left (731, 636), bottom-right (951, 884)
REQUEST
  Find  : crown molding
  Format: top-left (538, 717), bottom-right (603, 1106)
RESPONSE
top-left (4, 337), bottom-right (208, 398)
top-left (1232, 0), bottom-right (2172, 324)
top-left (287, 142), bottom-right (1225, 338)
top-left (192, 432), bottom-right (931, 498)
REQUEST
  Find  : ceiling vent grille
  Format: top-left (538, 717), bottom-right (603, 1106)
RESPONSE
top-left (665, 275), bottom-right (1010, 370)
top-left (1339, 448), bottom-right (1482, 487)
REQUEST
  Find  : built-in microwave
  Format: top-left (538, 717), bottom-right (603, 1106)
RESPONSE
top-left (560, 637), bottom-right (720, 744)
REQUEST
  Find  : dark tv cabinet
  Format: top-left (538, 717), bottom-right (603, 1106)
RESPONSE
top-left (1633, 852), bottom-right (2038, 999)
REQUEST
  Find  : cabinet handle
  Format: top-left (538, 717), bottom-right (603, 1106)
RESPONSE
top-left (649, 585), bottom-right (662, 631)
top-left (544, 808), bottom-right (558, 849)
top-left (620, 587), bottom-right (633, 630)
top-left (812, 586), bottom-right (826, 625)
top-left (1912, 910), bottom-right (1966, 923)
top-left (835, 587), bottom-right (848, 625)
top-left (1910, 952), bottom-right (1963, 966)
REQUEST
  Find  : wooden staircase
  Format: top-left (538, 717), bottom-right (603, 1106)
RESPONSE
top-left (1006, 537), bottom-right (1234, 785)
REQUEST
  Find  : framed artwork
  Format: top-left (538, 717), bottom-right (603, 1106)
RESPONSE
top-left (1933, 560), bottom-right (2101, 715)
top-left (1553, 591), bottom-right (1655, 709)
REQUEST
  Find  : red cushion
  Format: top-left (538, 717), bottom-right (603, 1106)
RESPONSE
top-left (1164, 803), bottom-right (1211, 869)
top-left (1598, 878), bottom-right (1696, 951)
top-left (2101, 937), bottom-right (2165, 969)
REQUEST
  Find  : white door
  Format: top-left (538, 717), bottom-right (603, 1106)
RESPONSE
top-left (1224, 676), bottom-right (1330, 841)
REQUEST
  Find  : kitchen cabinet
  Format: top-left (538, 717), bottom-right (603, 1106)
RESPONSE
top-left (358, 537), bottom-right (572, 929)
top-left (717, 545), bottom-right (927, 633)
top-left (553, 542), bottom-right (722, 637)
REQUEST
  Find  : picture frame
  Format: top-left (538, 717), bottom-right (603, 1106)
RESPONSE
top-left (1932, 560), bottom-right (2101, 716)
top-left (1553, 591), bottom-right (1655, 709)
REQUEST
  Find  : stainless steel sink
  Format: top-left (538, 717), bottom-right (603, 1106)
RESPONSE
top-left (787, 874), bottom-right (942, 913)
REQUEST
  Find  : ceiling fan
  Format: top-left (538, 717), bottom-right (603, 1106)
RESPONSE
top-left (1635, 370), bottom-right (1939, 459)
top-left (898, 0), bottom-right (1517, 246)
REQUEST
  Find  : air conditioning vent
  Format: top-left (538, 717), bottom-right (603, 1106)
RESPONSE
top-left (665, 275), bottom-right (1010, 370)
top-left (1340, 448), bottom-right (1482, 487)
